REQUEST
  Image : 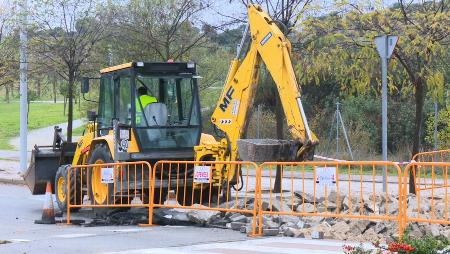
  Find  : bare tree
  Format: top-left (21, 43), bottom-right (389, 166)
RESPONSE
top-left (29, 0), bottom-right (110, 142)
top-left (112, 0), bottom-right (217, 62)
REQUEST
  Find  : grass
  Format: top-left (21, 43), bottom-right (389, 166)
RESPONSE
top-left (72, 124), bottom-right (86, 136)
top-left (0, 102), bottom-right (79, 150)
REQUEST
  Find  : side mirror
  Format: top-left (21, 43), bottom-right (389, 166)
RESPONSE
top-left (81, 77), bottom-right (90, 94)
top-left (87, 110), bottom-right (97, 121)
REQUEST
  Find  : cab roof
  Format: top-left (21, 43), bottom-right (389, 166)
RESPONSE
top-left (100, 61), bottom-right (197, 75)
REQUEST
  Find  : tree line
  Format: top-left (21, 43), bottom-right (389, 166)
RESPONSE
top-left (0, 0), bottom-right (448, 159)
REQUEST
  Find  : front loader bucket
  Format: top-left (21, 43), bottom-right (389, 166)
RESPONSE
top-left (24, 143), bottom-right (76, 195)
top-left (24, 147), bottom-right (61, 195)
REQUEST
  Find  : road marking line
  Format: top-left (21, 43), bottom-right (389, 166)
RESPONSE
top-left (9, 239), bottom-right (31, 243)
top-left (53, 233), bottom-right (95, 238)
top-left (108, 229), bottom-right (147, 233)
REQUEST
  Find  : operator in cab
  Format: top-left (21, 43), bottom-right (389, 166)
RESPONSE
top-left (138, 86), bottom-right (157, 107)
top-left (136, 86), bottom-right (157, 125)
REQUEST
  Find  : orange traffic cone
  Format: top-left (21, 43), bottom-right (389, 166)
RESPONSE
top-left (35, 181), bottom-right (56, 224)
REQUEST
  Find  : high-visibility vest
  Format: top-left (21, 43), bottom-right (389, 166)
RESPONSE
top-left (137, 95), bottom-right (157, 111)
top-left (136, 95), bottom-right (157, 124)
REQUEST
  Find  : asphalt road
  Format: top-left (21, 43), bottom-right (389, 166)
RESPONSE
top-left (0, 183), bottom-right (248, 254)
top-left (0, 183), bottom-right (371, 254)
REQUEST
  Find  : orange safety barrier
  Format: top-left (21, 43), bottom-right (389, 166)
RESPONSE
top-left (151, 160), bottom-right (261, 236)
top-left (402, 162), bottom-right (449, 230)
top-left (67, 161), bottom-right (153, 226)
top-left (412, 149), bottom-right (450, 163)
top-left (258, 161), bottom-right (405, 237)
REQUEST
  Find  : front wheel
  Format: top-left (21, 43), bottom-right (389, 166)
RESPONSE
top-left (87, 144), bottom-right (119, 217)
top-left (55, 164), bottom-right (81, 212)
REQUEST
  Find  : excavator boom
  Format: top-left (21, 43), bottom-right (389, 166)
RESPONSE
top-left (198, 4), bottom-right (317, 164)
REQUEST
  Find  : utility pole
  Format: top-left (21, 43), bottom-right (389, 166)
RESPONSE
top-left (333, 102), bottom-right (353, 160)
top-left (375, 35), bottom-right (398, 192)
top-left (19, 0), bottom-right (28, 174)
top-left (337, 103), bottom-right (354, 160)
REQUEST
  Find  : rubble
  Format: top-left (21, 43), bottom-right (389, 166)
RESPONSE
top-left (311, 231), bottom-right (324, 239)
top-left (263, 228), bottom-right (279, 236)
top-left (186, 204), bottom-right (221, 225)
top-left (230, 222), bottom-right (246, 231)
top-left (151, 192), bottom-right (450, 243)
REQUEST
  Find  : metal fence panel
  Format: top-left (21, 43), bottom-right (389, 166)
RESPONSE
top-left (152, 160), bottom-right (261, 236)
top-left (258, 161), bottom-right (404, 237)
top-left (403, 162), bottom-right (449, 228)
top-left (67, 161), bottom-right (153, 226)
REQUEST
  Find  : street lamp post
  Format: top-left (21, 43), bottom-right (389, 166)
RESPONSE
top-left (19, 0), bottom-right (28, 174)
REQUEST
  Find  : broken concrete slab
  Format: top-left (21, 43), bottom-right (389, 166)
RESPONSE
top-left (294, 191), bottom-right (315, 204)
top-left (229, 214), bottom-right (247, 223)
top-left (186, 205), bottom-right (221, 225)
top-left (263, 228), bottom-right (279, 236)
top-left (230, 222), bottom-right (246, 231)
top-left (283, 227), bottom-right (303, 237)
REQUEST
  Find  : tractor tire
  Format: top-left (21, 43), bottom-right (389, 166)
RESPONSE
top-left (87, 144), bottom-right (125, 217)
top-left (55, 164), bottom-right (81, 212)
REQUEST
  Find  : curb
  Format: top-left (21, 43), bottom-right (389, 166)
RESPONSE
top-left (0, 177), bottom-right (26, 186)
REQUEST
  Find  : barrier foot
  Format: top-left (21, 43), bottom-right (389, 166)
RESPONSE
top-left (138, 223), bottom-right (156, 227)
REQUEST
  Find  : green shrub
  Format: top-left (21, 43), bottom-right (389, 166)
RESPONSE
top-left (400, 227), bottom-right (450, 254)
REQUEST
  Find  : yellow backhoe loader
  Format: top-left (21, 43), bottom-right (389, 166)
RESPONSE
top-left (24, 4), bottom-right (318, 212)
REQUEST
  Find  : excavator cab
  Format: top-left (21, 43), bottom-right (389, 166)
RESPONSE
top-left (96, 62), bottom-right (202, 156)
top-left (25, 61), bottom-right (202, 196)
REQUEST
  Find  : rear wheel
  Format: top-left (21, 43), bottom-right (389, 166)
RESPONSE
top-left (55, 164), bottom-right (81, 212)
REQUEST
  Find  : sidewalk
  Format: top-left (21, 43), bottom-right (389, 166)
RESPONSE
top-left (9, 119), bottom-right (84, 151)
top-left (104, 237), bottom-right (375, 254)
top-left (0, 119), bottom-right (84, 185)
top-left (0, 160), bottom-right (24, 185)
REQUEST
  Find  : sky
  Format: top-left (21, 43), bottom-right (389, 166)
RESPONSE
top-left (190, 0), bottom-right (401, 28)
top-left (0, 0), bottom-right (403, 29)
top-left (197, 1), bottom-right (246, 27)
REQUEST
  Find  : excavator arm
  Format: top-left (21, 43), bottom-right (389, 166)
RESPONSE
top-left (194, 4), bottom-right (318, 183)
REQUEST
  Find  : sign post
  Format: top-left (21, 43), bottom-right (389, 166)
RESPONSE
top-left (374, 35), bottom-right (398, 192)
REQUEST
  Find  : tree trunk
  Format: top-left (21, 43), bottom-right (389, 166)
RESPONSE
top-left (5, 85), bottom-right (9, 103)
top-left (410, 78), bottom-right (425, 194)
top-left (273, 93), bottom-right (284, 193)
top-left (36, 79), bottom-right (41, 98)
top-left (67, 71), bottom-right (74, 143)
top-left (53, 76), bottom-right (57, 103)
top-left (63, 96), bottom-right (66, 116)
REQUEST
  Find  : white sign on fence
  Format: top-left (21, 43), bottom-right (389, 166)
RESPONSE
top-left (315, 167), bottom-right (336, 187)
top-left (101, 167), bottom-right (114, 184)
top-left (194, 166), bottom-right (211, 183)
